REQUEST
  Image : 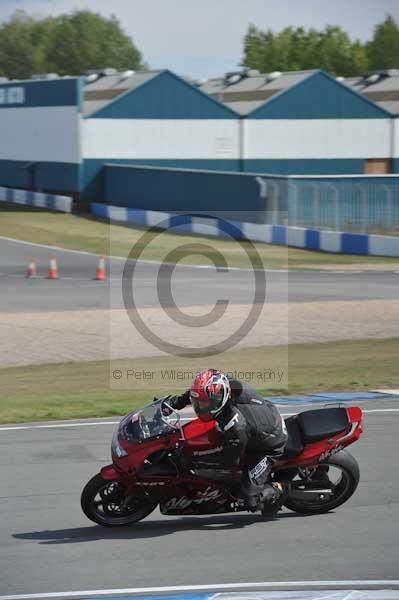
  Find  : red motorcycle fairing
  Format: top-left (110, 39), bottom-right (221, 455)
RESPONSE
top-left (135, 472), bottom-right (234, 515)
top-left (100, 464), bottom-right (121, 481)
top-left (114, 415), bottom-right (222, 476)
top-left (183, 418), bottom-right (224, 458)
top-left (107, 414), bottom-right (236, 515)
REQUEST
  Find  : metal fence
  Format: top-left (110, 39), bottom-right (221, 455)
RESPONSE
top-left (263, 176), bottom-right (399, 233)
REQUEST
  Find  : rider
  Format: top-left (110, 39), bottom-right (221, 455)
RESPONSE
top-left (166, 368), bottom-right (288, 511)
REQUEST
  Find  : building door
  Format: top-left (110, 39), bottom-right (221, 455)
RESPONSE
top-left (365, 158), bottom-right (392, 174)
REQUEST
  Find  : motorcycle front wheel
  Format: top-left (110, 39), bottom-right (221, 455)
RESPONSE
top-left (81, 474), bottom-right (158, 526)
top-left (281, 449), bottom-right (360, 515)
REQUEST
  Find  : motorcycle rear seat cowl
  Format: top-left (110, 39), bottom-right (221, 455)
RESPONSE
top-left (283, 408), bottom-right (349, 457)
top-left (298, 407), bottom-right (349, 443)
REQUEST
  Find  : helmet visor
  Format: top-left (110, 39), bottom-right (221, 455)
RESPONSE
top-left (190, 391), bottom-right (224, 416)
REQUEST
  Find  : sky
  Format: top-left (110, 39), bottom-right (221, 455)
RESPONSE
top-left (1, 0), bottom-right (399, 79)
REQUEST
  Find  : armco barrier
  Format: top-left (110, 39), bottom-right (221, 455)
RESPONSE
top-left (0, 186), bottom-right (73, 213)
top-left (91, 202), bottom-right (399, 257)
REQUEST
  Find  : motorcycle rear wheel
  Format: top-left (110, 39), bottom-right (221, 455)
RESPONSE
top-left (282, 449), bottom-right (360, 515)
top-left (81, 474), bottom-right (158, 526)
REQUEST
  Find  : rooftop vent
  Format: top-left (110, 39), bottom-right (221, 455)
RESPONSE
top-left (266, 71), bottom-right (282, 82)
top-left (31, 73), bottom-right (59, 80)
top-left (224, 72), bottom-right (243, 86)
top-left (191, 78), bottom-right (207, 87)
top-left (365, 73), bottom-right (380, 84)
top-left (100, 67), bottom-right (117, 76)
top-left (241, 67), bottom-right (260, 77)
top-left (120, 69), bottom-right (135, 81)
top-left (85, 73), bottom-right (99, 84)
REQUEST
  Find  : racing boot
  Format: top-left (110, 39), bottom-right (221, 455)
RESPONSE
top-left (240, 455), bottom-right (281, 512)
top-left (261, 481), bottom-right (283, 504)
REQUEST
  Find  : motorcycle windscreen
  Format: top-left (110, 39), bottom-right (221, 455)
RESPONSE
top-left (121, 401), bottom-right (181, 442)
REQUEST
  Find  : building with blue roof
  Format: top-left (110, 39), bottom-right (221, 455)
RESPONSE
top-left (201, 69), bottom-right (395, 176)
top-left (82, 69), bottom-right (240, 200)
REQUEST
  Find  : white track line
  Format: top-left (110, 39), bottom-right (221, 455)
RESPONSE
top-left (0, 236), bottom-right (99, 257)
top-left (1, 581), bottom-right (399, 600)
top-left (0, 421), bottom-right (120, 431)
top-left (0, 235), bottom-right (390, 275)
top-left (0, 409), bottom-right (398, 432)
top-left (362, 408), bottom-right (399, 413)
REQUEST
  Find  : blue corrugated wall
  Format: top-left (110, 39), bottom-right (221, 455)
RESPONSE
top-left (0, 160), bottom-right (34, 188)
top-left (102, 164), bottom-right (266, 221)
top-left (0, 160), bottom-right (81, 193)
top-left (35, 162), bottom-right (82, 193)
top-left (243, 159), bottom-right (367, 175)
top-left (82, 159), bottom-right (240, 203)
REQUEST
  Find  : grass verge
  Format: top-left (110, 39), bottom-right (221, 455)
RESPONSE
top-left (0, 203), bottom-right (398, 270)
top-left (1, 338), bottom-right (398, 423)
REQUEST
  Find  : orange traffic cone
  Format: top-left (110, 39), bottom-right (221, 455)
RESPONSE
top-left (47, 257), bottom-right (59, 280)
top-left (26, 259), bottom-right (37, 278)
top-left (95, 256), bottom-right (106, 281)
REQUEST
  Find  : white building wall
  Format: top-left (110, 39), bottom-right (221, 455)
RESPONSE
top-left (244, 119), bottom-right (392, 159)
top-left (82, 119), bottom-right (240, 160)
top-left (0, 106), bottom-right (81, 163)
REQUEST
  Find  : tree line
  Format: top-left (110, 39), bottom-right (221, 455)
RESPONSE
top-left (0, 10), bottom-right (143, 80)
top-left (242, 16), bottom-right (399, 76)
top-left (0, 10), bottom-right (398, 81)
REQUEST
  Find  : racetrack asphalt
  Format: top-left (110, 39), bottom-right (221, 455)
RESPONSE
top-left (0, 237), bottom-right (399, 312)
top-left (1, 398), bottom-right (398, 596)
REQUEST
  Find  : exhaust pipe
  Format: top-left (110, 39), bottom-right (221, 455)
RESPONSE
top-left (287, 485), bottom-right (333, 502)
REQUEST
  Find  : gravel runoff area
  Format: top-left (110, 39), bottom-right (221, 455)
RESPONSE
top-left (1, 299), bottom-right (399, 367)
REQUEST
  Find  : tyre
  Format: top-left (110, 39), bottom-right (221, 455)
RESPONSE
top-left (261, 502), bottom-right (283, 519)
top-left (81, 474), bottom-right (158, 526)
top-left (282, 449), bottom-right (360, 515)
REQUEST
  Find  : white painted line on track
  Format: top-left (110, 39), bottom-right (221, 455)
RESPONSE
top-left (363, 408), bottom-right (399, 413)
top-left (0, 421), bottom-right (120, 431)
top-left (0, 236), bottom-right (99, 257)
top-left (279, 408), bottom-right (399, 415)
top-left (1, 581), bottom-right (399, 600)
top-left (1, 235), bottom-right (392, 275)
top-left (0, 409), bottom-right (398, 432)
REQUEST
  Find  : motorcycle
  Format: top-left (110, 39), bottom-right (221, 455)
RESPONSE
top-left (81, 397), bottom-right (363, 526)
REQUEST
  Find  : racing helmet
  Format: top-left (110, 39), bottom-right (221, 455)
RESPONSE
top-left (190, 369), bottom-right (231, 422)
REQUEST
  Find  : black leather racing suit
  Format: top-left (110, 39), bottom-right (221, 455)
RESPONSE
top-left (167, 379), bottom-right (288, 508)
